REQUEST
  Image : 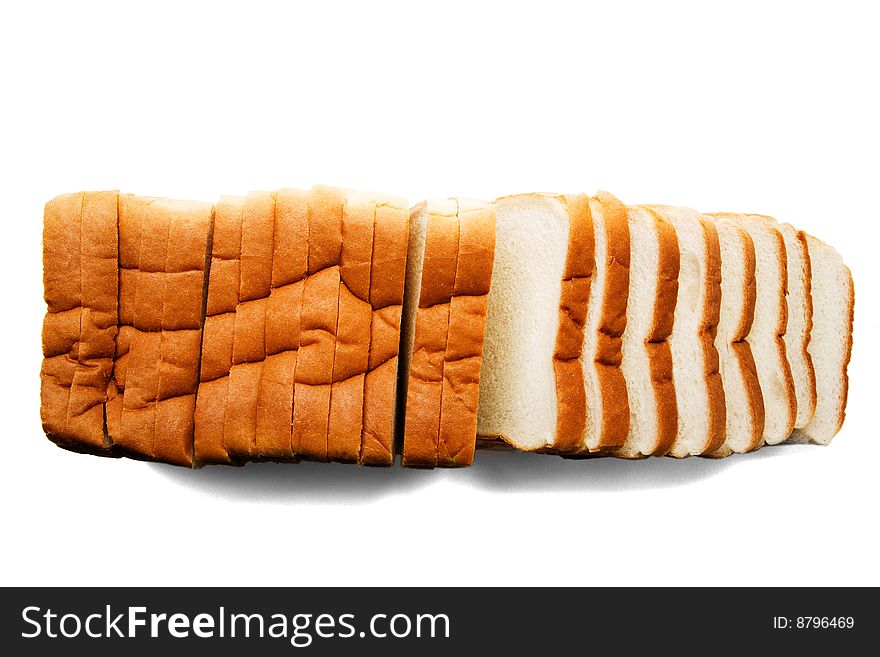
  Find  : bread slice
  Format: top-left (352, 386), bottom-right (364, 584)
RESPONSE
top-left (790, 236), bottom-right (854, 444)
top-left (774, 221), bottom-right (817, 429)
top-left (476, 193), bottom-right (592, 453)
top-left (400, 199), bottom-right (460, 466)
top-left (647, 205), bottom-right (725, 457)
top-left (436, 199), bottom-right (495, 466)
top-left (359, 195), bottom-right (409, 465)
top-left (112, 196), bottom-right (213, 465)
top-left (578, 192), bottom-right (630, 452)
top-left (615, 206), bottom-right (679, 458)
top-left (217, 192), bottom-right (276, 461)
top-left (41, 191), bottom-right (118, 452)
top-left (193, 195), bottom-right (245, 464)
top-left (291, 186), bottom-right (344, 461)
top-left (326, 191), bottom-right (376, 462)
top-left (710, 214), bottom-right (796, 444)
top-left (710, 222), bottom-right (765, 455)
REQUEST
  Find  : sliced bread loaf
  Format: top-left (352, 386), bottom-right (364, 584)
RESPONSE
top-left (790, 236), bottom-right (854, 444)
top-left (648, 205), bottom-right (725, 457)
top-left (710, 222), bottom-right (765, 455)
top-left (710, 214), bottom-right (796, 444)
top-left (615, 206), bottom-right (679, 458)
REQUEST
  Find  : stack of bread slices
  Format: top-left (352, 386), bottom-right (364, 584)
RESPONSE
top-left (40, 188), bottom-right (853, 467)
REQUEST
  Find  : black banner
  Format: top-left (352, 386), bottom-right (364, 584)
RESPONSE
top-left (1, 587), bottom-right (872, 654)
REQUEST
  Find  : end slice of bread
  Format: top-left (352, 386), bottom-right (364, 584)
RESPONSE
top-left (790, 236), bottom-right (853, 444)
top-left (647, 205), bottom-right (725, 457)
top-left (615, 206), bottom-right (679, 457)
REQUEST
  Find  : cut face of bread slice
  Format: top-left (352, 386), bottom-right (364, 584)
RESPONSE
top-left (477, 194), bottom-right (592, 452)
top-left (616, 206), bottom-right (679, 457)
top-left (773, 221), bottom-right (817, 429)
top-left (710, 214), bottom-right (796, 444)
top-left (791, 236), bottom-right (853, 444)
top-left (710, 222), bottom-right (765, 455)
top-left (647, 205), bottom-right (725, 457)
top-left (578, 192), bottom-right (629, 452)
top-left (41, 191), bottom-right (119, 453)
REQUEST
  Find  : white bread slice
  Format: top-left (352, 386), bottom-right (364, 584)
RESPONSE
top-left (772, 221), bottom-right (817, 429)
top-left (710, 222), bottom-right (765, 455)
top-left (709, 214), bottom-right (796, 444)
top-left (578, 192), bottom-right (630, 452)
top-left (647, 206), bottom-right (725, 457)
top-left (476, 194), bottom-right (592, 452)
top-left (615, 206), bottom-right (679, 457)
top-left (790, 236), bottom-right (853, 444)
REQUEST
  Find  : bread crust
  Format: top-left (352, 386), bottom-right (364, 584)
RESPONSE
top-left (111, 197), bottom-right (212, 466)
top-left (586, 191), bottom-right (630, 451)
top-left (257, 189), bottom-right (308, 459)
top-left (41, 191), bottom-right (119, 452)
top-left (436, 200), bottom-right (496, 466)
top-left (327, 194), bottom-right (376, 462)
top-left (698, 215), bottom-right (726, 454)
top-left (194, 196), bottom-right (244, 463)
top-left (646, 207), bottom-right (679, 455)
top-left (551, 194), bottom-right (594, 453)
top-left (360, 198), bottom-right (409, 465)
top-left (402, 201), bottom-right (459, 466)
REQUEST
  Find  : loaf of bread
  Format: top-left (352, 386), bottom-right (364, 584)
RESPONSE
top-left (40, 187), bottom-right (855, 468)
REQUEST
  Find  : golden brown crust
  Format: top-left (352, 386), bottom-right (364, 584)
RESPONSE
top-left (224, 192), bottom-right (275, 460)
top-left (292, 186), bottom-right (344, 461)
top-left (402, 201), bottom-right (459, 467)
top-left (437, 200), bottom-right (496, 467)
top-left (193, 197), bottom-right (243, 463)
top-left (647, 207), bottom-right (680, 455)
top-left (360, 199), bottom-right (409, 465)
top-left (327, 195), bottom-right (375, 462)
top-left (258, 189), bottom-right (309, 459)
top-left (590, 191), bottom-right (630, 451)
top-left (698, 216), bottom-right (726, 454)
top-left (113, 197), bottom-right (212, 466)
top-left (732, 227), bottom-right (765, 453)
top-left (551, 194), bottom-right (593, 453)
top-left (794, 229), bottom-right (818, 422)
top-left (41, 191), bottom-right (118, 451)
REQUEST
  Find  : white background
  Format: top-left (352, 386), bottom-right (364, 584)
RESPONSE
top-left (1, 0), bottom-right (877, 587)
